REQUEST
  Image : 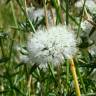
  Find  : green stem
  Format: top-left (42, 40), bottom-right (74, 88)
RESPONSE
top-left (9, 1), bottom-right (18, 59)
top-left (65, 0), bottom-right (69, 25)
top-left (24, 0), bottom-right (36, 32)
top-left (66, 59), bottom-right (70, 92)
top-left (10, 1), bottom-right (18, 28)
top-left (77, 0), bottom-right (86, 38)
top-left (53, 0), bottom-right (63, 24)
top-left (77, 64), bottom-right (86, 94)
top-left (61, 2), bottom-right (79, 25)
top-left (0, 39), bottom-right (5, 57)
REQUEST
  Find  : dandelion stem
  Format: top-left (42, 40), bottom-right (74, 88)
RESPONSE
top-left (69, 58), bottom-right (81, 96)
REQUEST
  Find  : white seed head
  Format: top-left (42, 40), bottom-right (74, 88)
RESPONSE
top-left (85, 0), bottom-right (96, 14)
top-left (27, 25), bottom-right (77, 68)
top-left (26, 8), bottom-right (44, 21)
top-left (81, 20), bottom-right (93, 37)
top-left (81, 20), bottom-right (96, 45)
top-left (81, 20), bottom-right (93, 33)
top-left (75, 0), bottom-right (96, 15)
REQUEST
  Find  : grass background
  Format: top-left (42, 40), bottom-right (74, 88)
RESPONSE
top-left (0, 0), bottom-right (96, 96)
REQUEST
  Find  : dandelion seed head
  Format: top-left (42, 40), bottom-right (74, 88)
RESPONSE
top-left (27, 26), bottom-right (77, 68)
top-left (85, 0), bottom-right (96, 14)
top-left (81, 20), bottom-right (92, 33)
top-left (75, 0), bottom-right (96, 15)
top-left (81, 20), bottom-right (96, 45)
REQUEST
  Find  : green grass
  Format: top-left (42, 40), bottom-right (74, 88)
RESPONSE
top-left (0, 0), bottom-right (96, 96)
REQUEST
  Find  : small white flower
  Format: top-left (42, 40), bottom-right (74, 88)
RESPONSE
top-left (27, 25), bottom-right (77, 68)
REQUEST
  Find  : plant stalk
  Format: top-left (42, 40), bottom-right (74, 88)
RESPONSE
top-left (69, 58), bottom-right (81, 96)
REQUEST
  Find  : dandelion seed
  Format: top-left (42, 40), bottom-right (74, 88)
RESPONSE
top-left (27, 25), bottom-right (77, 68)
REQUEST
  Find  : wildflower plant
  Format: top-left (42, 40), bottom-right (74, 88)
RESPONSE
top-left (27, 25), bottom-right (81, 95)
